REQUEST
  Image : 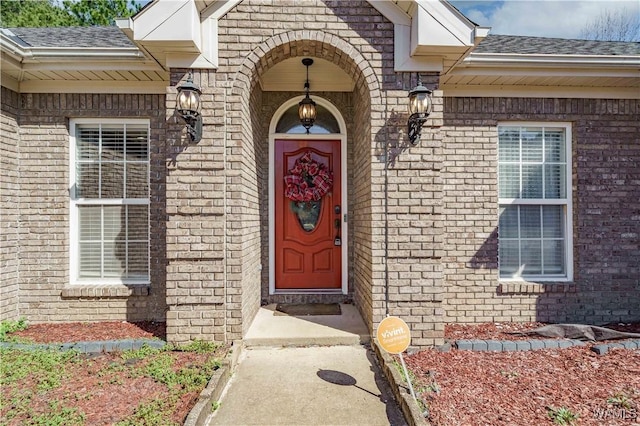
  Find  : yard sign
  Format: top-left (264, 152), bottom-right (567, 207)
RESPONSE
top-left (377, 316), bottom-right (418, 403)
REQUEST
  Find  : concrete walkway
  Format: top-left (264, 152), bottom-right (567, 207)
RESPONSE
top-left (207, 304), bottom-right (406, 425)
top-left (208, 345), bottom-right (406, 426)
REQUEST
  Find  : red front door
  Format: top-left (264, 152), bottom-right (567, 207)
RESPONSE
top-left (275, 140), bottom-right (342, 290)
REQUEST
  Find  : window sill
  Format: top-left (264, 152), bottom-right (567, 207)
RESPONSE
top-left (61, 284), bottom-right (150, 298)
top-left (498, 281), bottom-right (577, 295)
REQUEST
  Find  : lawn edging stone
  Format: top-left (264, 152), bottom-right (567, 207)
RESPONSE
top-left (454, 338), bottom-right (640, 355)
top-left (453, 338), bottom-right (587, 352)
top-left (0, 338), bottom-right (166, 353)
top-left (591, 339), bottom-right (640, 355)
top-left (372, 339), bottom-right (429, 426)
top-left (185, 340), bottom-right (244, 426)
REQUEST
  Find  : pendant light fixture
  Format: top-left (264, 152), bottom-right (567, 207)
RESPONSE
top-left (298, 58), bottom-right (317, 134)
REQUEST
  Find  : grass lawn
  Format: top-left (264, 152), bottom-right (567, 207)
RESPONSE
top-left (0, 340), bottom-right (226, 425)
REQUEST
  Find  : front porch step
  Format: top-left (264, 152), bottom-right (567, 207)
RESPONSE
top-left (243, 303), bottom-right (371, 348)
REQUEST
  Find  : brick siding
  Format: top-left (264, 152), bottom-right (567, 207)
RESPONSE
top-left (0, 90), bottom-right (167, 324)
top-left (209, 0), bottom-right (445, 346)
top-left (2, 1), bottom-right (637, 349)
top-left (1, 87), bottom-right (21, 321)
top-left (442, 97), bottom-right (640, 326)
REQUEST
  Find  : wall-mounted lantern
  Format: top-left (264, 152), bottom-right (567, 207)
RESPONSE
top-left (298, 58), bottom-right (317, 134)
top-left (176, 71), bottom-right (202, 143)
top-left (407, 77), bottom-right (432, 145)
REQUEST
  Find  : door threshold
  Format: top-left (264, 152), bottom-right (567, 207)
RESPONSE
top-left (272, 289), bottom-right (344, 295)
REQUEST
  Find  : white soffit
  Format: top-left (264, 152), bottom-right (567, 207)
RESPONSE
top-left (260, 57), bottom-right (354, 92)
top-left (124, 0), bottom-right (485, 73)
top-left (412, 0), bottom-right (472, 53)
top-left (441, 54), bottom-right (640, 98)
top-left (0, 28), bottom-right (168, 93)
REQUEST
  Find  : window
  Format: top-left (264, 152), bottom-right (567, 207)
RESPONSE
top-left (70, 119), bottom-right (150, 283)
top-left (498, 124), bottom-right (572, 280)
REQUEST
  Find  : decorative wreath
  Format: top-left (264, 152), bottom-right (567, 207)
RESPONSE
top-left (284, 151), bottom-right (333, 202)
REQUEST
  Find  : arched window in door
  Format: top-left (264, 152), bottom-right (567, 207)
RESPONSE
top-left (275, 103), bottom-right (340, 134)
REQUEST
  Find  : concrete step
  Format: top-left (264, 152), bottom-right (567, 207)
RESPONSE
top-left (243, 303), bottom-right (371, 348)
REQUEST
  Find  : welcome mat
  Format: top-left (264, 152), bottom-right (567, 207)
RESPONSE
top-left (275, 303), bottom-right (342, 316)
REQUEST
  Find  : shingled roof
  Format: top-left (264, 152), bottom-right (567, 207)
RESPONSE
top-left (4, 26), bottom-right (640, 57)
top-left (6, 26), bottom-right (134, 48)
top-left (475, 34), bottom-right (640, 56)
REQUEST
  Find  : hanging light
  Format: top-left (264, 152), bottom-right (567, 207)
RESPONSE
top-left (298, 58), bottom-right (317, 133)
top-left (176, 71), bottom-right (203, 143)
top-left (407, 75), bottom-right (433, 145)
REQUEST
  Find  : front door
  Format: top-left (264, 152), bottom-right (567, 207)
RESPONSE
top-left (275, 139), bottom-right (341, 290)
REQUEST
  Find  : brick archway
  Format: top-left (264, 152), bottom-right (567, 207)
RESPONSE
top-left (225, 30), bottom-right (382, 339)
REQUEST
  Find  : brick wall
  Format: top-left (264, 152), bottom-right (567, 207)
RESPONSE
top-left (374, 74), bottom-right (445, 347)
top-left (0, 87), bottom-right (21, 321)
top-left (205, 0), bottom-right (446, 347)
top-left (4, 92), bottom-right (167, 324)
top-left (442, 97), bottom-right (640, 325)
top-left (165, 70), bottom-right (228, 344)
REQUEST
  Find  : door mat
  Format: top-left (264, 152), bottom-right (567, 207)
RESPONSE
top-left (275, 303), bottom-right (342, 316)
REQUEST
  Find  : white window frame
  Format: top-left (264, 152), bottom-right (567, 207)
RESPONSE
top-left (498, 122), bottom-right (573, 282)
top-left (69, 118), bottom-right (151, 285)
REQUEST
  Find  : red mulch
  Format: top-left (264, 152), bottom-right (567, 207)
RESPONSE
top-left (445, 321), bottom-right (640, 342)
top-left (1, 321), bottom-right (222, 426)
top-left (6, 321), bottom-right (639, 425)
top-left (11, 320), bottom-right (166, 343)
top-left (404, 322), bottom-right (640, 426)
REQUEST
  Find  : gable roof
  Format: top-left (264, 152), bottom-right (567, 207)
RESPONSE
top-left (1, 0), bottom-right (638, 98)
top-left (7, 27), bottom-right (638, 56)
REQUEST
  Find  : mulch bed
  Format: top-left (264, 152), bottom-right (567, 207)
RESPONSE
top-left (10, 320), bottom-right (166, 343)
top-left (1, 321), bottom-right (222, 426)
top-left (6, 320), bottom-right (639, 425)
top-left (403, 322), bottom-right (640, 426)
top-left (445, 321), bottom-right (640, 342)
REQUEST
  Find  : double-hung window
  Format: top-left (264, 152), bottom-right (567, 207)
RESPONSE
top-left (70, 119), bottom-right (150, 284)
top-left (498, 123), bottom-right (572, 281)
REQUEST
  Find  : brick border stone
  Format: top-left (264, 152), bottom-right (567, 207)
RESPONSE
top-left (0, 338), bottom-right (165, 353)
top-left (455, 338), bottom-right (640, 354)
top-left (591, 339), bottom-right (640, 355)
top-left (372, 340), bottom-right (429, 426)
top-left (454, 339), bottom-right (586, 351)
top-left (184, 341), bottom-right (243, 426)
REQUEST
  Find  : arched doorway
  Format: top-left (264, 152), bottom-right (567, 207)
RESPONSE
top-left (225, 30), bottom-right (383, 338)
top-left (268, 97), bottom-right (348, 295)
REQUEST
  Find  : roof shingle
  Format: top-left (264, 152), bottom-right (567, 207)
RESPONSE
top-left (475, 34), bottom-right (640, 56)
top-left (4, 27), bottom-right (640, 57)
top-left (7, 26), bottom-right (134, 48)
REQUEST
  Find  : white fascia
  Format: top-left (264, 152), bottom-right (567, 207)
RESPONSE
top-left (367, 0), bottom-right (488, 72)
top-left (117, 0), bottom-right (241, 70)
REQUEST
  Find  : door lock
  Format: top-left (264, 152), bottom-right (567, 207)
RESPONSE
top-left (334, 205), bottom-right (341, 215)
